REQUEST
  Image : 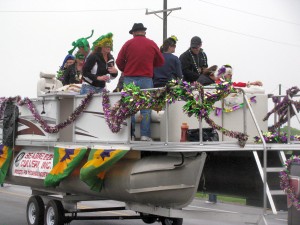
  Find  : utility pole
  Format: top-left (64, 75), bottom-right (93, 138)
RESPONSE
top-left (146, 0), bottom-right (181, 41)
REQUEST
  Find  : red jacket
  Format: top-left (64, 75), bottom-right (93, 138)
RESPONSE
top-left (116, 36), bottom-right (164, 78)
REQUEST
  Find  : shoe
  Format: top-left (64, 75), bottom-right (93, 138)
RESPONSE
top-left (140, 136), bottom-right (153, 141)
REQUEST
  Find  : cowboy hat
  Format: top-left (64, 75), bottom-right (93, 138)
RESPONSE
top-left (129, 23), bottom-right (147, 34)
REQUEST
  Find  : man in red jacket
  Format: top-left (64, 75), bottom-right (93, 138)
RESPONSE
top-left (116, 23), bottom-right (164, 141)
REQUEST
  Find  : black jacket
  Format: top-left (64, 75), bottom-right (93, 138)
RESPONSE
top-left (82, 52), bottom-right (118, 88)
top-left (62, 63), bottom-right (81, 86)
top-left (179, 48), bottom-right (208, 83)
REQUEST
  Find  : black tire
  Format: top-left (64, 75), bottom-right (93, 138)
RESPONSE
top-left (140, 213), bottom-right (158, 224)
top-left (26, 195), bottom-right (44, 225)
top-left (44, 200), bottom-right (65, 225)
top-left (160, 217), bottom-right (183, 225)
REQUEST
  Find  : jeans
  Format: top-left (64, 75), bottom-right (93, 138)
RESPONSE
top-left (208, 194), bottom-right (217, 203)
top-left (124, 76), bottom-right (153, 137)
top-left (80, 83), bottom-right (103, 95)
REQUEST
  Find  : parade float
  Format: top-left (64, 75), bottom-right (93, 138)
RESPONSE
top-left (0, 73), bottom-right (300, 225)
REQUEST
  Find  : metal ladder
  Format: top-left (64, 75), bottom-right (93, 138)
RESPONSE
top-left (253, 150), bottom-right (286, 214)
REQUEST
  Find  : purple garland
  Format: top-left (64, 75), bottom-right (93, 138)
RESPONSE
top-left (254, 132), bottom-right (300, 143)
top-left (0, 93), bottom-right (94, 133)
top-left (263, 86), bottom-right (300, 132)
top-left (280, 155), bottom-right (300, 210)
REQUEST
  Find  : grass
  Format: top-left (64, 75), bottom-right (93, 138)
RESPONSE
top-left (196, 192), bottom-right (246, 205)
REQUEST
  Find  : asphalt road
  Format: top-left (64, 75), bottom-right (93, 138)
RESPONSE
top-left (0, 184), bottom-right (288, 225)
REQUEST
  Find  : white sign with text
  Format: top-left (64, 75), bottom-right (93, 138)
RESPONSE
top-left (12, 150), bottom-right (54, 179)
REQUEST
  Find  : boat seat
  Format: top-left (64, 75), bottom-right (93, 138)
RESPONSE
top-left (134, 110), bottom-right (165, 140)
top-left (37, 72), bottom-right (63, 97)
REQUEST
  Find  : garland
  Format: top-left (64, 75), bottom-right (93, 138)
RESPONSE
top-left (263, 86), bottom-right (300, 132)
top-left (280, 155), bottom-right (300, 210)
top-left (102, 80), bottom-right (249, 147)
top-left (0, 80), bottom-right (249, 146)
top-left (0, 93), bottom-right (94, 133)
top-left (254, 132), bottom-right (300, 143)
top-left (214, 96), bottom-right (256, 116)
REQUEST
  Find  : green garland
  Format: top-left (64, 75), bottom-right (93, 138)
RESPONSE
top-left (102, 80), bottom-right (248, 147)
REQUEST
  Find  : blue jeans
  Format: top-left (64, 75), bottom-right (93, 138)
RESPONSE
top-left (80, 83), bottom-right (103, 95)
top-left (124, 76), bottom-right (153, 137)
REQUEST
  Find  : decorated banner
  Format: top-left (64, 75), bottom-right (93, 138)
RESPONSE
top-left (0, 145), bottom-right (13, 183)
top-left (44, 146), bottom-right (87, 187)
top-left (80, 148), bottom-right (128, 192)
top-left (12, 150), bottom-right (54, 179)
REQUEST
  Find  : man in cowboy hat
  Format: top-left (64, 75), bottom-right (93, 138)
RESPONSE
top-left (116, 23), bottom-right (164, 141)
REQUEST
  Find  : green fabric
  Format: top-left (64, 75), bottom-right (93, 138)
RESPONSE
top-left (0, 145), bottom-right (13, 184)
top-left (44, 147), bottom-right (87, 187)
top-left (80, 148), bottom-right (127, 192)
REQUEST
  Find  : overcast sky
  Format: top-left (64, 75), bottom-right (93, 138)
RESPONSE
top-left (0, 0), bottom-right (299, 98)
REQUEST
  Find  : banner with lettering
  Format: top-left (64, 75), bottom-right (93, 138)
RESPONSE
top-left (44, 146), bottom-right (87, 187)
top-left (80, 148), bottom-right (128, 192)
top-left (0, 145), bottom-right (13, 183)
top-left (12, 150), bottom-right (54, 179)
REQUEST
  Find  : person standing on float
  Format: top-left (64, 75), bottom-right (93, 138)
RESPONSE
top-left (80, 32), bottom-right (118, 94)
top-left (153, 35), bottom-right (182, 88)
top-left (116, 23), bottom-right (164, 141)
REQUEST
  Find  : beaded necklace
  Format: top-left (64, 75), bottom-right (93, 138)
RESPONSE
top-left (189, 50), bottom-right (201, 75)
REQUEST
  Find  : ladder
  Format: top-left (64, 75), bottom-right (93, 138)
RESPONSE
top-left (253, 150), bottom-right (286, 214)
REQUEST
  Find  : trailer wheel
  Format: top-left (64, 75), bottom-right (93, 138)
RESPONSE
top-left (140, 213), bottom-right (158, 224)
top-left (160, 217), bottom-right (183, 225)
top-left (44, 200), bottom-right (65, 225)
top-left (27, 195), bottom-right (45, 225)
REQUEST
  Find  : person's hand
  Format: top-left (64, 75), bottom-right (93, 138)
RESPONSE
top-left (202, 65), bottom-right (218, 76)
top-left (107, 66), bottom-right (118, 74)
top-left (97, 75), bottom-right (110, 82)
top-left (250, 81), bottom-right (263, 86)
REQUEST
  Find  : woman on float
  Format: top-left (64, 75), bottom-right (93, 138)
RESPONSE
top-left (80, 32), bottom-right (118, 94)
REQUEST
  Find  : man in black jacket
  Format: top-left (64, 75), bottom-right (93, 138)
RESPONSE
top-left (179, 36), bottom-right (216, 85)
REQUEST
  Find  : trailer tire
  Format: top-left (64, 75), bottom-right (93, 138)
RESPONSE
top-left (44, 200), bottom-right (65, 225)
top-left (26, 195), bottom-right (44, 225)
top-left (160, 217), bottom-right (183, 225)
top-left (140, 213), bottom-right (158, 224)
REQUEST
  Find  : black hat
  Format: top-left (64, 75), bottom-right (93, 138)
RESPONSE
top-left (190, 36), bottom-right (202, 48)
top-left (129, 23), bottom-right (147, 34)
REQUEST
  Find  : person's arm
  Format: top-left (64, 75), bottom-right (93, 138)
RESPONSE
top-left (82, 54), bottom-right (99, 82)
top-left (62, 67), bottom-right (70, 86)
top-left (153, 43), bottom-right (165, 67)
top-left (116, 45), bottom-right (126, 72)
top-left (68, 65), bottom-right (78, 84)
top-left (233, 81), bottom-right (263, 87)
top-left (107, 57), bottom-right (118, 78)
top-left (174, 57), bottom-right (183, 79)
top-left (250, 81), bottom-right (263, 86)
top-left (232, 82), bottom-right (247, 87)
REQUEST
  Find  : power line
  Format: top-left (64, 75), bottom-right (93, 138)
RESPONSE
top-left (171, 15), bottom-right (300, 48)
top-left (0, 8), bottom-right (145, 13)
top-left (197, 0), bottom-right (300, 26)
